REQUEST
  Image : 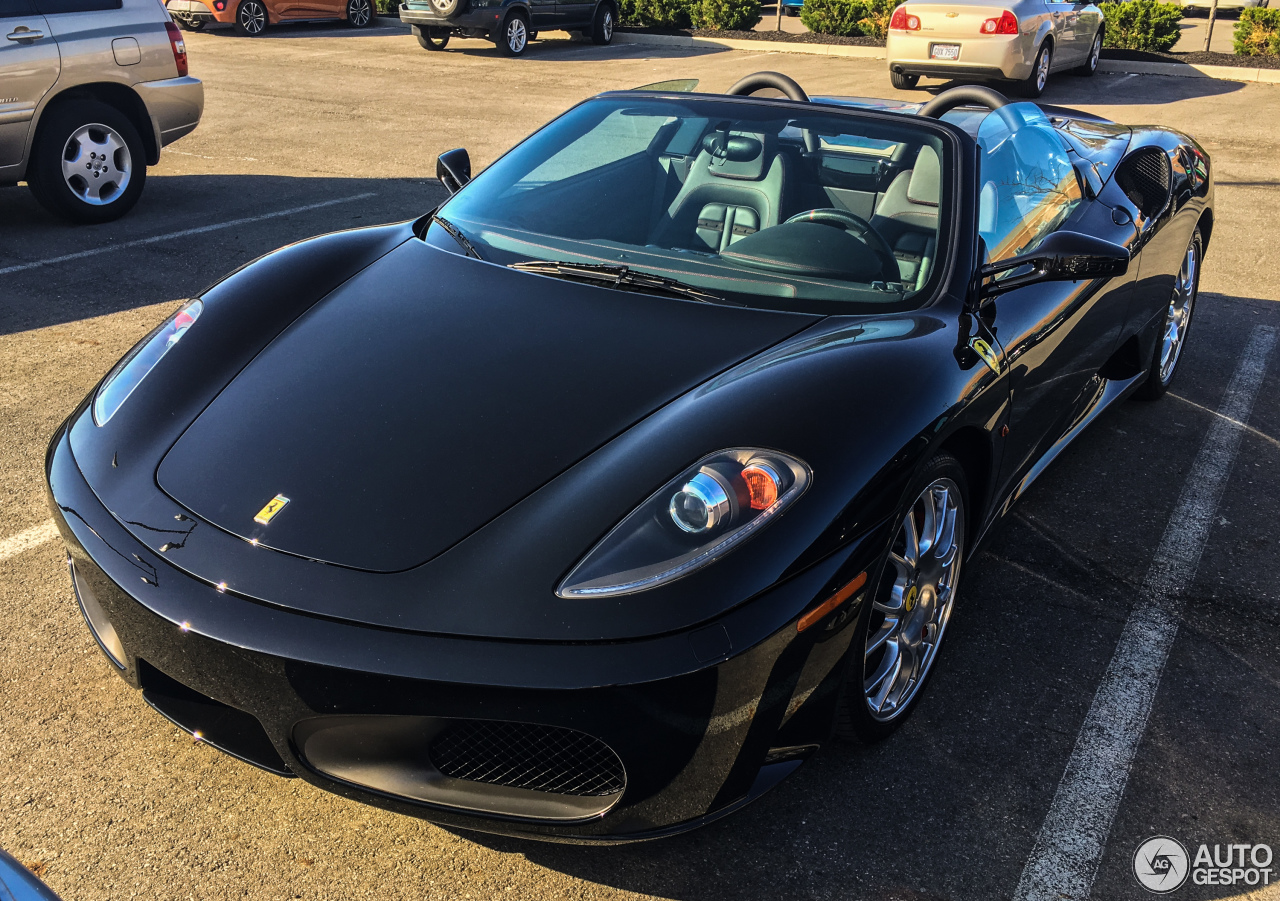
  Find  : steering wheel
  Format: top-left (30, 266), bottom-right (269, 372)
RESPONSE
top-left (918, 85), bottom-right (1010, 119)
top-left (785, 208), bottom-right (900, 282)
top-left (726, 72), bottom-right (819, 155)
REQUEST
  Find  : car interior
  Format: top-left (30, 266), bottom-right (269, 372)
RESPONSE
top-left (432, 98), bottom-right (950, 312)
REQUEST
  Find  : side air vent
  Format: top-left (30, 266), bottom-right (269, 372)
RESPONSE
top-left (1115, 147), bottom-right (1172, 220)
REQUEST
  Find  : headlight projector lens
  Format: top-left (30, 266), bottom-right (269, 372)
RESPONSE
top-left (669, 471), bottom-right (734, 533)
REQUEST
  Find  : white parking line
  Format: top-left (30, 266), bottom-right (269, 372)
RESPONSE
top-left (0, 192), bottom-right (377, 277)
top-left (1014, 325), bottom-right (1277, 901)
top-left (0, 520), bottom-right (60, 564)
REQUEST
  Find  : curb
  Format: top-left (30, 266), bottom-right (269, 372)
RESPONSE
top-left (615, 31), bottom-right (884, 58)
top-left (615, 31), bottom-right (1280, 82)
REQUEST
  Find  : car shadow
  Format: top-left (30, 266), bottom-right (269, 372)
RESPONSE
top-left (919, 68), bottom-right (1246, 105)
top-left (0, 174), bottom-right (446, 336)
top-left (191, 17), bottom-right (411, 37)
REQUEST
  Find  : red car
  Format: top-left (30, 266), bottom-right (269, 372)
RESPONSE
top-left (166, 0), bottom-right (375, 35)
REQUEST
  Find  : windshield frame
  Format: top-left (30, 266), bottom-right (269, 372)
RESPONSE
top-left (429, 90), bottom-right (973, 316)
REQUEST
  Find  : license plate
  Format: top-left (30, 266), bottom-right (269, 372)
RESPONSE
top-left (930, 43), bottom-right (961, 60)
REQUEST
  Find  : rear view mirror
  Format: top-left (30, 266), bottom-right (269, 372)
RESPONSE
top-left (979, 231), bottom-right (1129, 299)
top-left (436, 148), bottom-right (471, 194)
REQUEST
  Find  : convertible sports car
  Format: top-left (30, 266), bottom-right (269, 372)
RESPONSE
top-left (46, 73), bottom-right (1212, 841)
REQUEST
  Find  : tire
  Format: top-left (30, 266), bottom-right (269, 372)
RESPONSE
top-left (1136, 228), bottom-right (1203, 401)
top-left (498, 8), bottom-right (528, 55)
top-left (346, 0), bottom-right (375, 26)
top-left (1073, 29), bottom-right (1102, 76)
top-left (26, 99), bottom-right (146, 224)
top-left (890, 70), bottom-right (920, 90)
top-left (590, 0), bottom-right (614, 44)
top-left (427, 0), bottom-right (463, 14)
top-left (415, 24), bottom-right (450, 47)
top-left (835, 453), bottom-right (968, 744)
top-left (234, 0), bottom-right (268, 34)
top-left (1017, 41), bottom-right (1051, 97)
top-left (784, 5), bottom-right (798, 14)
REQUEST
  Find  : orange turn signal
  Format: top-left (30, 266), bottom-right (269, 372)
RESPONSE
top-left (741, 464), bottom-right (780, 510)
top-left (797, 570), bottom-right (867, 632)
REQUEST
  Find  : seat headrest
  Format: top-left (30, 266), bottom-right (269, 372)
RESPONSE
top-left (702, 130), bottom-right (773, 181)
top-left (906, 145), bottom-right (940, 207)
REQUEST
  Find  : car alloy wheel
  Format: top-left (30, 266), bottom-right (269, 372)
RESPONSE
top-left (1086, 32), bottom-right (1101, 72)
top-left (863, 476), bottom-right (965, 722)
top-left (60, 123), bottom-right (132, 207)
top-left (1035, 45), bottom-right (1050, 92)
top-left (1159, 235), bottom-right (1199, 384)
top-left (347, 0), bottom-right (373, 26)
top-left (237, 0), bottom-right (266, 34)
top-left (503, 13), bottom-right (527, 54)
top-left (602, 9), bottom-right (613, 40)
top-left (591, 2), bottom-right (613, 44)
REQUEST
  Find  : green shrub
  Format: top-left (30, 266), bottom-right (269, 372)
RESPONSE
top-left (690, 0), bottom-right (760, 28)
top-left (1234, 6), bottom-right (1280, 56)
top-left (1097, 0), bottom-right (1182, 52)
top-left (375, 0), bottom-right (396, 13)
top-left (620, 0), bottom-right (693, 26)
top-left (800, 0), bottom-right (890, 37)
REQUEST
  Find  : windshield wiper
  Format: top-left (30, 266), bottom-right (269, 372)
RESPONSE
top-left (509, 260), bottom-right (726, 304)
top-left (431, 214), bottom-right (482, 261)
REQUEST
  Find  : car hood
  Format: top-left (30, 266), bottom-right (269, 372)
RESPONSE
top-left (156, 240), bottom-right (816, 572)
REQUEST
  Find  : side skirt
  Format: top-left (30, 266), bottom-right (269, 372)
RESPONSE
top-left (977, 370), bottom-right (1146, 546)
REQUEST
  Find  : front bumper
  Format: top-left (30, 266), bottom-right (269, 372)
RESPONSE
top-left (134, 76), bottom-right (205, 150)
top-left (887, 32), bottom-right (1034, 82)
top-left (47, 420), bottom-right (869, 841)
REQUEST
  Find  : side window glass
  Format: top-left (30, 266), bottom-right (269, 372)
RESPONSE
top-left (977, 102), bottom-right (1083, 263)
top-left (32, 0), bottom-right (121, 13)
top-left (0, 0), bottom-right (35, 16)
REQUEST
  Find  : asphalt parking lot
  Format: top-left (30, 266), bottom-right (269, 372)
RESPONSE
top-left (2, 24), bottom-right (1279, 901)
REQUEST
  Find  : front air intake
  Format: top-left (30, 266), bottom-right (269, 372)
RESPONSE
top-left (1115, 148), bottom-right (1172, 220)
top-left (429, 719), bottom-right (626, 797)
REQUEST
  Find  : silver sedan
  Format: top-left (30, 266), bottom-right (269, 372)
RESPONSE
top-left (885, 0), bottom-right (1105, 97)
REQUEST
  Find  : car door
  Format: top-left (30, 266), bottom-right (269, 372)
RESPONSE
top-left (0, 0), bottom-right (59, 173)
top-left (976, 104), bottom-right (1136, 501)
top-left (1071, 0), bottom-right (1101, 54)
top-left (555, 0), bottom-right (591, 27)
top-left (526, 0), bottom-right (557, 29)
top-left (1042, 0), bottom-right (1079, 64)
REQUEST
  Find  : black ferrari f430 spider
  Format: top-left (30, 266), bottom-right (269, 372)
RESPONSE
top-left (47, 73), bottom-right (1212, 841)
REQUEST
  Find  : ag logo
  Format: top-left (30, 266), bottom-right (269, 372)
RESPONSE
top-left (1134, 836), bottom-right (1190, 893)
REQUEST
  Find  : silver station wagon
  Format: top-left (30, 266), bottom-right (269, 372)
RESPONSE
top-left (1, 0), bottom-right (203, 222)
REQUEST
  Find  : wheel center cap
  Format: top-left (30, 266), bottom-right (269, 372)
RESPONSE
top-left (905, 584), bottom-right (919, 612)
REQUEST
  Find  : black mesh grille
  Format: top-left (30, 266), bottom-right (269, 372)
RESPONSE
top-left (429, 720), bottom-right (625, 797)
top-left (1116, 148), bottom-right (1172, 219)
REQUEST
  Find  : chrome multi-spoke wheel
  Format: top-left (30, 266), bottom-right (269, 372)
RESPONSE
top-left (347, 0), bottom-right (373, 26)
top-left (1159, 237), bottom-right (1199, 384)
top-left (1138, 228), bottom-right (1202, 401)
top-left (60, 124), bottom-right (131, 207)
top-left (502, 13), bottom-right (528, 54)
top-left (236, 0), bottom-right (267, 35)
top-left (863, 476), bottom-right (965, 722)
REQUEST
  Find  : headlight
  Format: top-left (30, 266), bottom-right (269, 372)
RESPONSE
top-left (93, 299), bottom-right (203, 426)
top-left (557, 448), bottom-right (811, 598)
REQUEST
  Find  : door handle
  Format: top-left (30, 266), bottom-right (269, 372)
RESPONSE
top-left (7, 28), bottom-right (45, 41)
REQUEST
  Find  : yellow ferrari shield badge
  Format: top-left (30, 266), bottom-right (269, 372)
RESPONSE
top-left (254, 494), bottom-right (291, 525)
top-left (970, 337), bottom-right (1002, 375)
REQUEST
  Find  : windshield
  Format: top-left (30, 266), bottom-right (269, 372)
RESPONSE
top-left (428, 96), bottom-right (952, 313)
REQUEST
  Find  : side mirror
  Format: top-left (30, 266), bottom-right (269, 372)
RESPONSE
top-left (979, 230), bottom-right (1129, 300)
top-left (436, 148), bottom-right (471, 194)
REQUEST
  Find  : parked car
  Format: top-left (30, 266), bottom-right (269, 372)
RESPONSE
top-left (782, 0), bottom-right (803, 16)
top-left (166, 0), bottom-right (375, 36)
top-left (885, 0), bottom-right (1105, 96)
top-left (0, 0), bottom-right (203, 223)
top-left (48, 72), bottom-right (1212, 842)
top-left (400, 0), bottom-right (615, 55)
top-left (1178, 0), bottom-right (1266, 13)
